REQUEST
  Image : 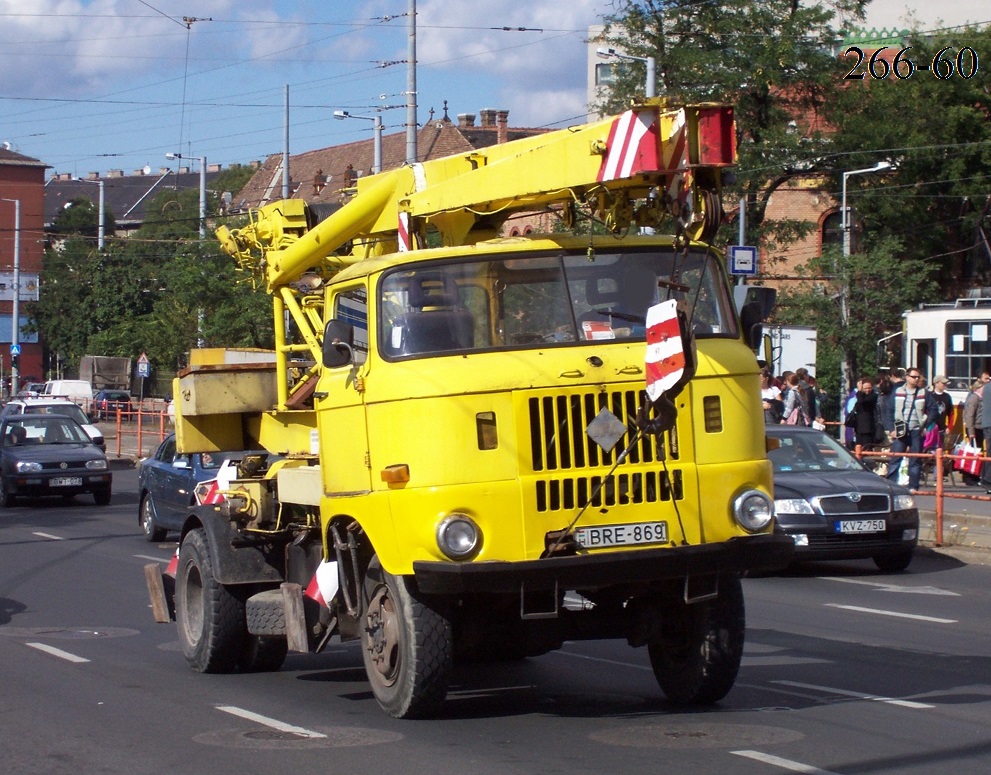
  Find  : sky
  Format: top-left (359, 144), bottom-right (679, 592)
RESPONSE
top-left (0, 0), bottom-right (986, 180)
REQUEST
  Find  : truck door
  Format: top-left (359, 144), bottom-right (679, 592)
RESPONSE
top-left (317, 285), bottom-right (372, 494)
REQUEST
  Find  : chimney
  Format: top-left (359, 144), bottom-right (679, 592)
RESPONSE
top-left (159, 167), bottom-right (170, 175)
top-left (57, 172), bottom-right (73, 181)
top-left (496, 110), bottom-right (509, 144)
top-left (249, 160), bottom-right (262, 169)
top-left (107, 169), bottom-right (124, 177)
top-left (208, 163), bottom-right (222, 173)
top-left (86, 172), bottom-right (100, 180)
top-left (479, 108), bottom-right (497, 127)
top-left (134, 169), bottom-right (146, 176)
top-left (458, 113), bottom-right (476, 128)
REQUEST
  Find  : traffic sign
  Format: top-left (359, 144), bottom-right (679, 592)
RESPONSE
top-left (9, 344), bottom-right (20, 356)
top-left (729, 245), bottom-right (758, 276)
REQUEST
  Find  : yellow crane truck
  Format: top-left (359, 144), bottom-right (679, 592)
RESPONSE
top-left (147, 100), bottom-right (793, 718)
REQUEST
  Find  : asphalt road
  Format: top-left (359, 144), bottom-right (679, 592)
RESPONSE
top-left (2, 468), bottom-right (990, 774)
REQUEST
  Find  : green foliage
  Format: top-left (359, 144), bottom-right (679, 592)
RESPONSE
top-left (49, 196), bottom-right (116, 241)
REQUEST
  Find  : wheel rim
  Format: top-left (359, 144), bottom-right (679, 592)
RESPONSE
top-left (179, 561), bottom-right (205, 647)
top-left (141, 498), bottom-right (155, 535)
top-left (364, 584), bottom-right (401, 686)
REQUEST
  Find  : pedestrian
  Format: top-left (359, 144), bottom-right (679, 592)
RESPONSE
top-left (886, 366), bottom-right (927, 493)
top-left (923, 374), bottom-right (953, 453)
top-left (847, 376), bottom-right (884, 452)
top-left (877, 375), bottom-right (895, 439)
top-left (962, 380), bottom-right (985, 486)
top-left (843, 378), bottom-right (863, 448)
top-left (760, 368), bottom-right (783, 425)
top-left (780, 373), bottom-right (810, 426)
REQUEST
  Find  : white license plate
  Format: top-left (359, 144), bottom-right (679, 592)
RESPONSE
top-left (835, 519), bottom-right (886, 534)
top-left (50, 477), bottom-right (83, 487)
top-left (574, 521), bottom-right (668, 549)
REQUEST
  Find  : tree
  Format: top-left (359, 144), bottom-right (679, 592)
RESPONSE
top-left (598, 0), bottom-right (867, 250)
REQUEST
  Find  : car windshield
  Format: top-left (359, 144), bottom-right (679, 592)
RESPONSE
top-left (3, 416), bottom-right (91, 446)
top-left (24, 404), bottom-right (90, 426)
top-left (375, 246), bottom-right (736, 360)
top-left (768, 431), bottom-right (866, 473)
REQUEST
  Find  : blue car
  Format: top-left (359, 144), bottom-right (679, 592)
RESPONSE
top-left (137, 434), bottom-right (269, 542)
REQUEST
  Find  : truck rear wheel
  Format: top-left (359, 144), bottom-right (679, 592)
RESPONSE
top-left (361, 556), bottom-right (452, 719)
top-left (175, 528), bottom-right (246, 673)
top-left (648, 574), bottom-right (745, 705)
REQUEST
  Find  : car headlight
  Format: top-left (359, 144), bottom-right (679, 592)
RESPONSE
top-left (733, 489), bottom-right (774, 532)
top-left (774, 498), bottom-right (815, 515)
top-left (436, 513), bottom-right (482, 560)
top-left (893, 494), bottom-right (915, 511)
top-left (86, 459), bottom-right (108, 471)
top-left (16, 461), bottom-right (42, 473)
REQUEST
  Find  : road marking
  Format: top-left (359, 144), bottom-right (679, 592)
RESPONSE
top-left (26, 642), bottom-right (90, 663)
top-left (215, 705), bottom-right (327, 739)
top-left (32, 532), bottom-right (64, 540)
top-left (732, 750), bottom-right (839, 773)
top-left (134, 554), bottom-right (169, 563)
top-left (771, 680), bottom-right (934, 709)
top-left (824, 603), bottom-right (956, 623)
top-left (822, 577), bottom-right (959, 596)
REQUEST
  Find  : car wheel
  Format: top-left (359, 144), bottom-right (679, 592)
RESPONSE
top-left (648, 574), bottom-right (745, 705)
top-left (140, 494), bottom-right (167, 542)
top-left (93, 486), bottom-right (112, 507)
top-left (873, 548), bottom-right (913, 573)
top-left (361, 556), bottom-right (452, 719)
top-left (0, 477), bottom-right (15, 508)
top-left (175, 528), bottom-right (246, 673)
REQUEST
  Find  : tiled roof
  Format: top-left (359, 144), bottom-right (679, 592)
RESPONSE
top-left (0, 148), bottom-right (47, 168)
top-left (234, 115), bottom-right (549, 212)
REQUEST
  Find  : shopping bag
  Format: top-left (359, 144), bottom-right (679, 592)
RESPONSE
top-left (952, 442), bottom-right (982, 476)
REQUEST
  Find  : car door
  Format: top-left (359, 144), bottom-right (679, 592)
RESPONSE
top-left (145, 437), bottom-right (196, 529)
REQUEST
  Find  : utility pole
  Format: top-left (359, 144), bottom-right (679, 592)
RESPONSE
top-left (0, 197), bottom-right (21, 395)
top-left (406, 0), bottom-right (417, 164)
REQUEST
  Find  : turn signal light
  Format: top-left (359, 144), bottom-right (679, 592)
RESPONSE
top-left (381, 464), bottom-right (410, 484)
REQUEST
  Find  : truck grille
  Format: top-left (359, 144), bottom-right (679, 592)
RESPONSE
top-left (527, 389), bottom-right (683, 513)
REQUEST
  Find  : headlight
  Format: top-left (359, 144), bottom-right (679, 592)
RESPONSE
top-left (733, 489), bottom-right (774, 532)
top-left (893, 494), bottom-right (915, 511)
top-left (86, 459), bottom-right (108, 470)
top-left (774, 498), bottom-right (815, 515)
top-left (436, 514), bottom-right (481, 560)
top-left (16, 461), bottom-right (42, 473)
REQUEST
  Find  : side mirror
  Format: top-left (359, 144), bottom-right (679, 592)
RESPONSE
top-left (323, 319), bottom-right (355, 368)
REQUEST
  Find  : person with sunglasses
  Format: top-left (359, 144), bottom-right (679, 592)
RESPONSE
top-left (886, 368), bottom-right (927, 493)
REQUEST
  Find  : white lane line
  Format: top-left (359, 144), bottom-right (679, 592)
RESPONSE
top-left (25, 642), bottom-right (90, 663)
top-left (824, 603), bottom-right (956, 623)
top-left (732, 749), bottom-right (839, 774)
top-left (822, 577), bottom-right (959, 596)
top-left (134, 554), bottom-right (170, 563)
top-left (32, 532), bottom-right (64, 540)
top-left (771, 680), bottom-right (934, 709)
top-left (215, 705), bottom-right (327, 739)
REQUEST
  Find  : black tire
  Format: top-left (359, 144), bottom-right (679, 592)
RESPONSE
top-left (361, 556), bottom-right (452, 719)
top-left (648, 574), bottom-right (745, 705)
top-left (0, 477), bottom-right (15, 508)
top-left (140, 494), bottom-right (167, 542)
top-left (94, 486), bottom-right (112, 507)
top-left (239, 635), bottom-right (288, 673)
top-left (873, 549), bottom-right (914, 573)
top-left (175, 528), bottom-right (246, 673)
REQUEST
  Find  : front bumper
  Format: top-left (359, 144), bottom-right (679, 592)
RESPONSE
top-left (413, 534), bottom-right (794, 594)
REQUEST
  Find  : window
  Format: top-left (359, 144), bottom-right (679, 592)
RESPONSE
top-left (821, 211), bottom-right (843, 250)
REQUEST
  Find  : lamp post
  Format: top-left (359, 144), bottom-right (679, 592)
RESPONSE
top-left (166, 152), bottom-right (207, 346)
top-left (0, 197), bottom-right (20, 395)
top-left (596, 46), bottom-right (657, 99)
top-left (334, 111), bottom-right (383, 174)
top-left (838, 160), bottom-right (892, 401)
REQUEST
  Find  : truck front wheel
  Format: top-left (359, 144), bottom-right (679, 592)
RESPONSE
top-left (175, 528), bottom-right (246, 673)
top-left (361, 557), bottom-right (452, 719)
top-left (648, 574), bottom-right (745, 705)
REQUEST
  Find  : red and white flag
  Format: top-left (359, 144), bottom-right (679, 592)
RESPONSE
top-left (644, 299), bottom-right (685, 402)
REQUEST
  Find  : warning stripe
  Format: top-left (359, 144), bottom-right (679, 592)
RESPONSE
top-left (398, 212), bottom-right (411, 252)
top-left (598, 110), bottom-right (661, 182)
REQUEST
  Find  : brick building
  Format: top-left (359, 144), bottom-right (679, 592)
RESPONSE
top-left (0, 147), bottom-right (47, 391)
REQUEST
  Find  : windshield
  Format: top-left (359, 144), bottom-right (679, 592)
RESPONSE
top-left (377, 247), bottom-right (736, 358)
top-left (3, 417), bottom-right (92, 446)
top-left (25, 404), bottom-right (90, 426)
top-left (768, 431), bottom-right (866, 473)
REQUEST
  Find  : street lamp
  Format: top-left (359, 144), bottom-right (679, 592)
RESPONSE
top-left (166, 152), bottom-right (207, 346)
top-left (596, 46), bottom-right (657, 99)
top-left (165, 152), bottom-right (206, 239)
top-left (74, 178), bottom-right (106, 250)
top-left (838, 160), bottom-right (892, 399)
top-left (0, 197), bottom-right (20, 395)
top-left (334, 111), bottom-right (383, 174)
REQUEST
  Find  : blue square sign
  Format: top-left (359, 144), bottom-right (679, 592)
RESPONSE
top-left (729, 245), bottom-right (758, 276)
